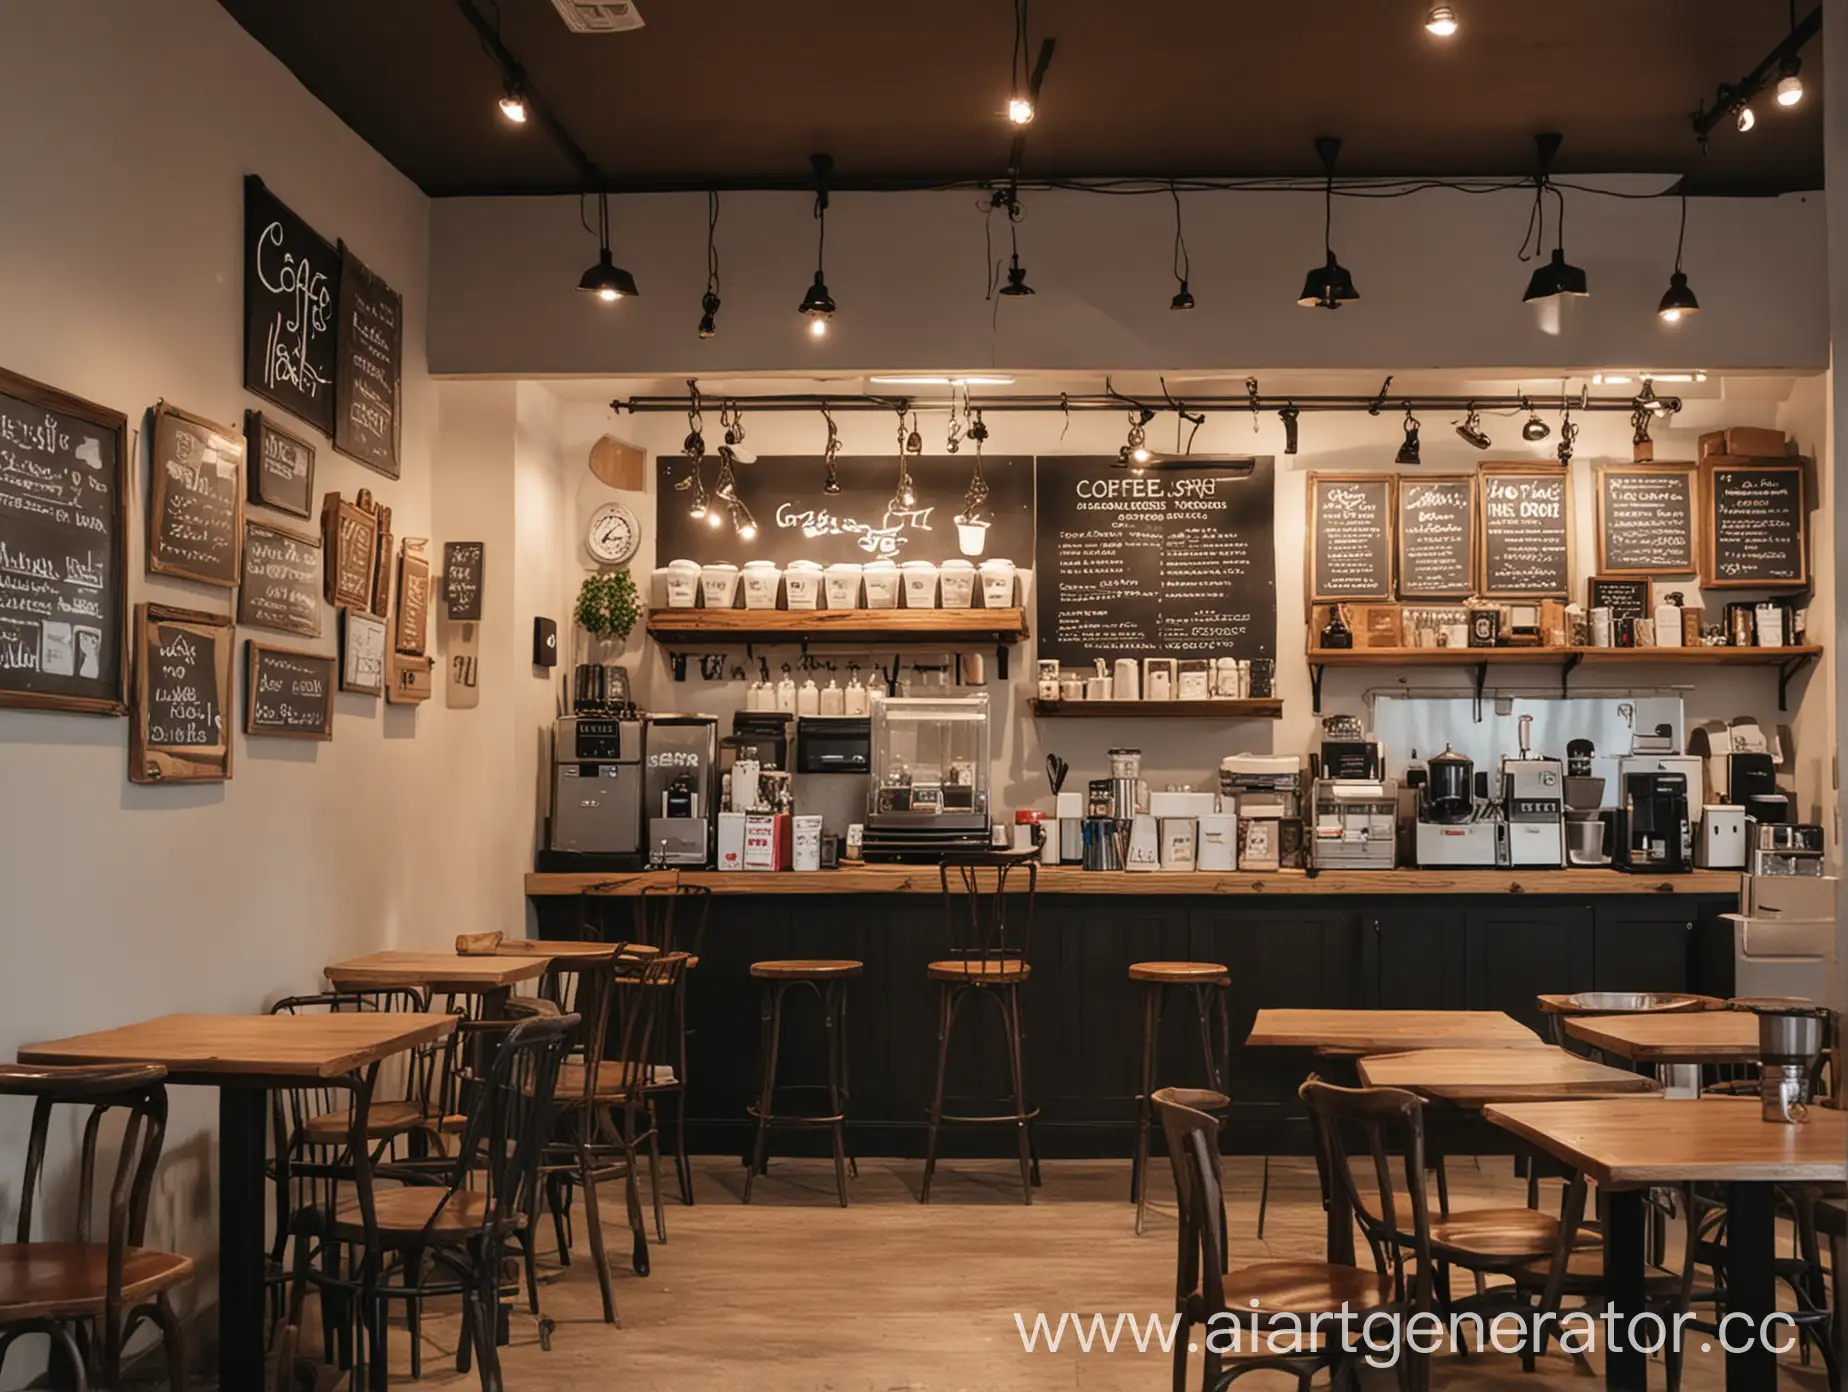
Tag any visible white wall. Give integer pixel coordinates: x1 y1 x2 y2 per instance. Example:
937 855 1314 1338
430 185 1828 377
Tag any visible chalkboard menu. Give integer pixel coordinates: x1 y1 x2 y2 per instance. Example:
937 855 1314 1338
1588 576 1650 620
1308 474 1393 601
333 244 403 478
654 455 1034 567
1478 466 1571 598
443 541 484 622
1703 462 1807 588
239 521 322 638
130 604 233 783
1596 464 1695 576
245 410 314 519
149 403 245 588
1034 456 1276 667
246 641 334 740
244 177 338 436
1396 475 1475 598
0 367 128 714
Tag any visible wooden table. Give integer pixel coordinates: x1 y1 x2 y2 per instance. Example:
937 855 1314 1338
1357 1046 1661 1106
1246 1009 1544 1054
1486 1097 1848 1391
20 1012 454 1391
325 950 549 1010
1563 1010 1759 1065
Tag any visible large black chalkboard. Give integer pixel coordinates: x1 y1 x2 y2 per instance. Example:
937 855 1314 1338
1308 474 1393 601
443 541 484 622
1034 457 1276 667
1396 475 1475 597
239 520 323 638
1703 462 1807 588
1478 467 1570 597
0 368 129 714
150 403 244 588
654 455 1033 566
246 641 334 739
333 244 402 478
244 176 338 437
1596 465 1694 575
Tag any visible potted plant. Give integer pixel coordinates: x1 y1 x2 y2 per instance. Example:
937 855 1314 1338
575 569 641 662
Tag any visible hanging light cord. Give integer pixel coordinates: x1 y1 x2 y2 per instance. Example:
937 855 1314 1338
1012 0 1029 104
1170 181 1190 288
813 186 828 276
1672 184 1688 274
705 189 721 298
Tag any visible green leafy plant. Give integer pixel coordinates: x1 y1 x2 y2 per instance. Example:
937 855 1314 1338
575 569 641 643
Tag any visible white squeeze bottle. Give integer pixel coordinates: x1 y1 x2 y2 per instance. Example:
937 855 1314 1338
775 670 798 714
797 678 821 716
820 678 845 715
845 671 869 715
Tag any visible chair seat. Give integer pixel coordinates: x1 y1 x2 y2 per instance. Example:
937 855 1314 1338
927 959 1030 982
556 1059 677 1101
334 1188 489 1243
750 959 861 980
1159 1087 1229 1114
300 1099 436 1144
0 1243 193 1320
1428 1207 1562 1262
1206 1260 1393 1318
1513 1248 1683 1292
1128 961 1229 984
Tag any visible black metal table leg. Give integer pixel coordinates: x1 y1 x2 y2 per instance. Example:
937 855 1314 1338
220 1085 270 1392
1602 1187 1647 1391
1726 1181 1778 1391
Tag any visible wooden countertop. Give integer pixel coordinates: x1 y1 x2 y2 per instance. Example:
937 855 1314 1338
526 865 1742 898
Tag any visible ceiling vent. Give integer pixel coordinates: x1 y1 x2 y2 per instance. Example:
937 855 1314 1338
549 0 644 33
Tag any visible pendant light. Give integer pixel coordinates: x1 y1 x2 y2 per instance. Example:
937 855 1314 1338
1455 404 1492 450
1776 6 1804 105
1657 186 1700 323
577 192 639 301
1424 5 1459 36
1169 182 1195 311
821 407 842 495
697 190 722 339
1520 398 1551 442
679 397 713 523
955 408 994 556
798 154 836 337
1395 409 1422 465
499 72 529 123
890 409 920 513
1521 134 1587 303
1298 138 1358 309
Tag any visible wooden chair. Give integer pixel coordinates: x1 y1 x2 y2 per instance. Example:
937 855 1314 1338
0 1063 192 1391
628 882 711 1207
1154 1087 1387 1392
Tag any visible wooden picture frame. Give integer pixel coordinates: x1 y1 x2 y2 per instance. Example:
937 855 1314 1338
149 401 246 588
0 366 130 715
395 539 430 656
130 603 234 784
244 410 316 519
1699 459 1809 589
238 519 323 639
320 489 378 609
1593 462 1696 577
1587 576 1651 621
1306 473 1395 603
245 640 335 740
339 609 387 696
1395 473 1477 599
1476 463 1573 599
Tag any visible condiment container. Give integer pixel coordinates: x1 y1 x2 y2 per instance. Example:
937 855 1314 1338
978 557 1016 608
784 560 823 610
1037 659 1061 700
823 562 863 609
1590 608 1612 647
1144 658 1177 701
1112 658 1141 701
1085 658 1112 701
819 679 844 715
844 674 869 715
1058 672 1086 702
1177 659 1211 700
792 815 824 872
938 559 976 608
1196 814 1238 870
1653 592 1683 648
797 678 820 716
775 673 797 713
1159 818 1198 871
861 560 900 609
1755 602 1785 647
699 562 740 609
741 561 782 610
663 558 702 608
901 560 940 609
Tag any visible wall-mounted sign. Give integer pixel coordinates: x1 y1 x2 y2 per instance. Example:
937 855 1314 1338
130 604 234 784
243 175 338 436
1307 473 1394 602
332 242 403 478
1395 475 1475 599
244 410 315 519
1595 463 1695 576
246 641 334 740
239 520 322 638
340 609 386 696
395 539 430 656
1477 464 1571 598
320 490 378 610
1701 460 1807 588
149 402 245 588
442 541 484 622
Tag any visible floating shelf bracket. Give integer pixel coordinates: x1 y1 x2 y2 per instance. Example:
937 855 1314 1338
1472 661 1488 723
1778 651 1816 711
1559 651 1582 699
1310 662 1325 714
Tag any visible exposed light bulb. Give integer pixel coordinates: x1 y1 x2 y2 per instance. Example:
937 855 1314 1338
1737 104 1756 133
597 286 619 303
808 316 828 338
1661 307 1682 324
1132 445 1152 464
1777 74 1804 106
736 514 758 541
705 509 723 528
499 78 528 123
1007 96 1035 125
1424 5 1458 37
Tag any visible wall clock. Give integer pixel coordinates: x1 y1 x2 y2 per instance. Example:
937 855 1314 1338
586 501 641 566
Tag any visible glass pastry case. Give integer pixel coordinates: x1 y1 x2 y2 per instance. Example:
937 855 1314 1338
862 692 993 860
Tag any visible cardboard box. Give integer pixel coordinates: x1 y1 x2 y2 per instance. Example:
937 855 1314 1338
1699 426 1786 460
743 813 792 871
716 812 747 871
1357 604 1404 649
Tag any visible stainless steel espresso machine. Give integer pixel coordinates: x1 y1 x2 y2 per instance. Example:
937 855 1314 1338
1500 715 1565 869
643 714 718 866
1309 716 1397 870
547 714 644 867
1413 745 1502 868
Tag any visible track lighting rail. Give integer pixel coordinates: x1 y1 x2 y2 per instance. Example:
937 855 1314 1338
614 390 1671 416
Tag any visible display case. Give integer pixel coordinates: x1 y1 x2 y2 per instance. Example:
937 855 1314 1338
862 692 993 860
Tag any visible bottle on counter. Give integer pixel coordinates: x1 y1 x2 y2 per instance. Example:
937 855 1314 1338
775 667 798 714
845 670 869 715
1319 605 1354 650
1654 591 1684 649
797 678 821 716
820 678 844 715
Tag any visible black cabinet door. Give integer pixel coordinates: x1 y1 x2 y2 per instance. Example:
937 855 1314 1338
1465 903 1595 1034
1593 902 1696 996
1375 905 1469 1010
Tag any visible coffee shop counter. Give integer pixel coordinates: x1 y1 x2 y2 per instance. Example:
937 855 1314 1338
526 862 1741 1159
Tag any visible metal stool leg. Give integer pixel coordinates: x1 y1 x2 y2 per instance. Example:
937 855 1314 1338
743 981 786 1203
1134 982 1161 1233
824 979 850 1207
1000 984 1033 1205
921 982 958 1204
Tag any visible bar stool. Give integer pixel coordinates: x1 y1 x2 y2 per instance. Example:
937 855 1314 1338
631 883 711 1207
922 849 1041 1205
1127 960 1230 1235
744 958 861 1207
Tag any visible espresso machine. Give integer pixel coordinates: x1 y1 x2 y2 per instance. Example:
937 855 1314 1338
546 714 644 867
1309 716 1396 870
1616 770 1693 873
643 715 718 866
1413 745 1502 868
1499 715 1565 868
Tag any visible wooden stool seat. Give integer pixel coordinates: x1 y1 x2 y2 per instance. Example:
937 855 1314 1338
1213 1259 1393 1318
335 1188 491 1245
0 1243 193 1321
1129 961 1230 984
555 1058 677 1102
300 1098 436 1144
750 959 862 980
927 958 1029 982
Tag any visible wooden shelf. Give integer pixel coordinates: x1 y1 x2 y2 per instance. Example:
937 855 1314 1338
1029 698 1282 720
646 607 1029 646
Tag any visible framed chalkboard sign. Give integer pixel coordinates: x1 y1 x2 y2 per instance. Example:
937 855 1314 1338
130 603 234 784
320 490 378 610
333 243 403 478
1588 576 1650 620
1702 461 1808 588
244 176 338 436
443 541 484 622
395 540 430 655
1307 473 1394 602
149 402 245 588
1396 474 1476 598
1477 464 1571 599
0 367 129 715
244 410 315 519
239 520 323 638
1595 464 1695 576
340 609 386 696
246 641 334 739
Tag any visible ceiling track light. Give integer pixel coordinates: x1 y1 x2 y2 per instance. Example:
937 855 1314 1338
1298 137 1358 309
1006 1 1055 126
1658 186 1700 323
499 70 529 123
889 407 921 511
1424 5 1459 37
821 406 843 494
1777 2 1805 106
577 191 639 302
1520 133 1587 303
992 187 1035 296
1520 398 1551 442
1396 408 1422 464
1117 408 1156 466
1691 5 1820 140
799 153 836 337
1455 404 1492 450
1169 182 1195 311
697 190 722 338
677 387 712 521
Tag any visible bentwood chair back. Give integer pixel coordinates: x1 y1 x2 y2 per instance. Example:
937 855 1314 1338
631 883 710 1206
1299 1079 1437 1306
0 1062 192 1391
936 848 1039 974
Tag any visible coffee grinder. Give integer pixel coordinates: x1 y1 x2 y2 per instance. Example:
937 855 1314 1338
1738 998 1829 1122
1500 714 1565 868
1413 745 1502 869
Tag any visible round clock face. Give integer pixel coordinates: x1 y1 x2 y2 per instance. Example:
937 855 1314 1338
586 502 640 565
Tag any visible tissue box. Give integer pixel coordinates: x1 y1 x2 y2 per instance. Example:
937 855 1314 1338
1055 790 1084 820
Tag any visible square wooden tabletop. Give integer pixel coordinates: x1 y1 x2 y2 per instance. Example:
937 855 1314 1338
1246 1009 1544 1053
1357 1046 1662 1107
1484 1096 1848 1188
19 1012 455 1085
325 950 550 992
483 939 621 960
1563 1010 1759 1064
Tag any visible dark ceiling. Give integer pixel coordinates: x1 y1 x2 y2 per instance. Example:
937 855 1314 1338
220 0 1823 196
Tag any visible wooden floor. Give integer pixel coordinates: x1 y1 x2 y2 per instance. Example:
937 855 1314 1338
290 1156 1830 1391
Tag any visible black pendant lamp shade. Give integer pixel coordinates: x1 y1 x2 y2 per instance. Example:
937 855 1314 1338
1522 247 1587 303
578 193 638 301
1520 134 1586 304
798 271 836 319
1299 137 1357 309
1658 271 1700 321
1170 279 1195 311
998 254 1035 296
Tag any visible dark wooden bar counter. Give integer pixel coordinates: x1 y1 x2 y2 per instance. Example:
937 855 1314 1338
528 866 1742 1159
